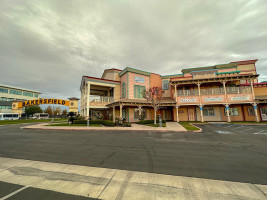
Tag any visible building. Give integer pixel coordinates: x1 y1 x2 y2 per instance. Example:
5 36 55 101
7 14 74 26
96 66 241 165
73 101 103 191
0 84 41 113
80 59 267 122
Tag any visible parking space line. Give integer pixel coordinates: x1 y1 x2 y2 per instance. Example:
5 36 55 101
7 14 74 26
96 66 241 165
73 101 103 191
232 126 245 130
253 130 265 134
225 124 236 128
0 186 29 200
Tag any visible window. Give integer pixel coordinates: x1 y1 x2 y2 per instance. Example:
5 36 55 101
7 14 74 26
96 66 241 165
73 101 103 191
248 107 255 116
9 90 22 95
203 108 215 116
122 82 126 98
134 85 146 98
0 88 8 93
0 97 7 101
225 107 239 116
162 80 169 90
23 92 33 97
34 93 38 98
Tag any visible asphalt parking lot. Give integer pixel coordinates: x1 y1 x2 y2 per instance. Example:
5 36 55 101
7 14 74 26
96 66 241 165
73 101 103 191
0 123 266 199
197 122 267 135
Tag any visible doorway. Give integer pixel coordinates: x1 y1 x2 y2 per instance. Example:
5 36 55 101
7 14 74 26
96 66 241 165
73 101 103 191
188 108 195 121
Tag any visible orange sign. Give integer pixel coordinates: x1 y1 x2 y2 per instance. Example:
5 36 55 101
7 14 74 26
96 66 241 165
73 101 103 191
18 99 70 108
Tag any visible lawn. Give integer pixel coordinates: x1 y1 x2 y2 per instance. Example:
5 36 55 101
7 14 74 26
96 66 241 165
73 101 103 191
47 123 102 127
179 122 200 131
0 119 65 125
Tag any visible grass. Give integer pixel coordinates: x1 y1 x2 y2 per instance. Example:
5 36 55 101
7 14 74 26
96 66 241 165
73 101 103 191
179 122 200 131
145 123 166 127
0 118 65 125
47 123 102 127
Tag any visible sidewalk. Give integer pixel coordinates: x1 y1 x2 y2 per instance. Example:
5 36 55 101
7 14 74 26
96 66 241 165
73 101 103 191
0 157 266 200
21 122 187 132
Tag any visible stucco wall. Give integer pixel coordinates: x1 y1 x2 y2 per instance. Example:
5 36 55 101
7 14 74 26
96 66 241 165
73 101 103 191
120 74 128 99
128 72 149 99
254 86 267 96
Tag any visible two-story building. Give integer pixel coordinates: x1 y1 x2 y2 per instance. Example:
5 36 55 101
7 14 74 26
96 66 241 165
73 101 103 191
80 59 267 122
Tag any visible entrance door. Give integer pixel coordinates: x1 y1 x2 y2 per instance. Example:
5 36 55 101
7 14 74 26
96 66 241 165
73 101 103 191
188 109 195 121
260 107 267 121
165 110 173 121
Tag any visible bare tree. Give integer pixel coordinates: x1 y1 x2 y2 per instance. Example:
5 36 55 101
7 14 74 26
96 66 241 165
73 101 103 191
53 106 62 115
143 87 165 124
62 109 68 116
44 106 52 116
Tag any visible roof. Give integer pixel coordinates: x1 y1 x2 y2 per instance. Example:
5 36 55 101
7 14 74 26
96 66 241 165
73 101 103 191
0 84 41 93
83 76 120 83
101 68 122 79
119 67 152 77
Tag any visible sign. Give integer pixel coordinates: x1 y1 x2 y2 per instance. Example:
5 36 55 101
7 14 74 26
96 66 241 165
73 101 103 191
180 98 197 103
18 98 70 108
230 95 250 101
204 97 223 102
135 76 145 83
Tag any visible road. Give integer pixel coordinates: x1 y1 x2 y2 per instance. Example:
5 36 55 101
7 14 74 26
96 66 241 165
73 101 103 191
0 123 266 199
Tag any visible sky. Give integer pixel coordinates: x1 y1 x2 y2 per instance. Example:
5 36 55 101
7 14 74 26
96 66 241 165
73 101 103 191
1 0 267 101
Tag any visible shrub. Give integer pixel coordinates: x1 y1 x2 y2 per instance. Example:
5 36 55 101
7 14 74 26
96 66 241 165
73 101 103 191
73 120 115 126
121 123 131 127
137 120 166 124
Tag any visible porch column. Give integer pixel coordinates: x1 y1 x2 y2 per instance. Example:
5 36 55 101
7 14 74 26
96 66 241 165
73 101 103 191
253 103 259 122
175 105 180 122
153 106 157 124
199 105 204 122
120 104 123 119
250 78 255 100
174 84 178 102
222 81 227 102
138 106 142 119
113 106 116 122
86 83 90 119
225 104 231 122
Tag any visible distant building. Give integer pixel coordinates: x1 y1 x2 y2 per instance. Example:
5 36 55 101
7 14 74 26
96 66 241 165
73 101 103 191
80 59 267 122
0 84 41 113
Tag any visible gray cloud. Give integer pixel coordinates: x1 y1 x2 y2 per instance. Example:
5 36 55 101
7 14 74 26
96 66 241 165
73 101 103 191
0 0 267 100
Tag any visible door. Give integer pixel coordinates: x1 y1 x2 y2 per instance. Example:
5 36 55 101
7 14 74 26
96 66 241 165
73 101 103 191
165 110 173 121
188 108 195 121
260 107 267 121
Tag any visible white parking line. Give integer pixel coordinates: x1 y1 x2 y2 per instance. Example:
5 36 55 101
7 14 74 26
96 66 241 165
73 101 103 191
0 186 29 200
253 130 265 134
232 126 245 130
225 124 236 128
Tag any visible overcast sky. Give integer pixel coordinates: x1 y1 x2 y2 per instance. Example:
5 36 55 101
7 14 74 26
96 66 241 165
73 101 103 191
1 0 267 100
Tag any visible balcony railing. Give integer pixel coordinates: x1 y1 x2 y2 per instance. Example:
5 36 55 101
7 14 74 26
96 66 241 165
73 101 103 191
177 86 252 96
89 96 114 106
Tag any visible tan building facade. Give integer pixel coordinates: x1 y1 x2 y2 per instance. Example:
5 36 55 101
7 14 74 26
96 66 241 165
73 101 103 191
80 59 267 122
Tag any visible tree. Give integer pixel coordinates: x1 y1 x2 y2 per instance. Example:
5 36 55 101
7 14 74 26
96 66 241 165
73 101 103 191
53 106 62 115
62 109 67 116
143 87 165 124
25 105 43 117
44 106 52 116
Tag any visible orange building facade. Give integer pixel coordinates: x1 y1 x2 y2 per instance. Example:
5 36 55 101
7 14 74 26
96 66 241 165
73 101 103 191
80 59 267 122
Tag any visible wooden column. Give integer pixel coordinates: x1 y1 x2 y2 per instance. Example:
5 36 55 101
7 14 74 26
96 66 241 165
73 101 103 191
138 106 142 118
253 103 259 122
199 105 204 122
176 105 179 122
120 104 123 119
224 104 231 122
86 83 90 119
113 106 116 122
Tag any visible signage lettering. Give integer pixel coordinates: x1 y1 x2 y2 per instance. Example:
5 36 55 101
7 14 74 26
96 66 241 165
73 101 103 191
204 97 223 102
230 95 250 101
18 99 70 108
180 98 197 103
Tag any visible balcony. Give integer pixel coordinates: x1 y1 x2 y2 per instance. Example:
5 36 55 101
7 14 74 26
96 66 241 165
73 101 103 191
89 96 114 107
177 86 253 105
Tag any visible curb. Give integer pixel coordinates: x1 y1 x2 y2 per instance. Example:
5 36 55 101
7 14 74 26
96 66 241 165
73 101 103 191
21 126 187 133
189 123 203 133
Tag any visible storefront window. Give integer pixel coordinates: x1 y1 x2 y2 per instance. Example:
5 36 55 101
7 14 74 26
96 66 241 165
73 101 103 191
203 108 215 116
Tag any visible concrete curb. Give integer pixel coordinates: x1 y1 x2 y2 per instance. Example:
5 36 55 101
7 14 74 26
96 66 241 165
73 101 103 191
189 123 203 133
21 123 187 133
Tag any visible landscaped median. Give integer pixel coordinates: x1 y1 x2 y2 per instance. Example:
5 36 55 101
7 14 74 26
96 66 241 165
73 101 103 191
179 122 202 132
